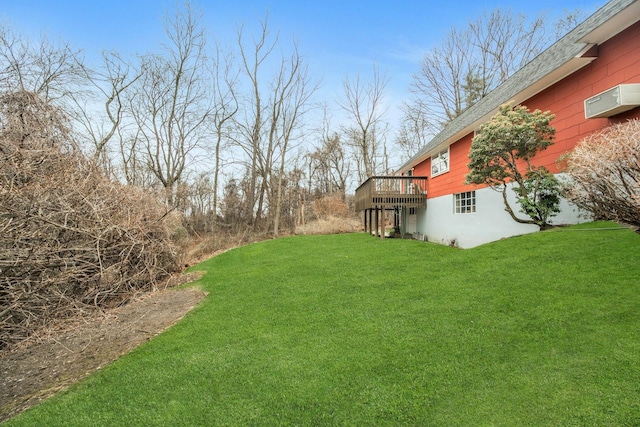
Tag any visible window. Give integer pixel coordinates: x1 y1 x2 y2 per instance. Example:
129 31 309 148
431 148 449 177
409 207 416 215
454 191 476 214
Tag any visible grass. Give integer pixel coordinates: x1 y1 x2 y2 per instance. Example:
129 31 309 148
5 221 640 426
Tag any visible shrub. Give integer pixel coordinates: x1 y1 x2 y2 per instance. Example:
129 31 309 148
312 194 349 219
466 104 560 229
562 119 640 228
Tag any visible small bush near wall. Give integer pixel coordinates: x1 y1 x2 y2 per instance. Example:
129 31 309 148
562 119 640 229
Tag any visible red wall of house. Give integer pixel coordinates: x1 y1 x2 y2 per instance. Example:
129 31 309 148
422 21 640 200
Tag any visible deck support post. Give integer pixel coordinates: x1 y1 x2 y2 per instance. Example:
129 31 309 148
394 208 399 231
374 208 379 237
369 209 373 235
363 210 368 234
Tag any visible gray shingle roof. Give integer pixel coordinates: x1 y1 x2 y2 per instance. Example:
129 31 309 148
399 0 639 173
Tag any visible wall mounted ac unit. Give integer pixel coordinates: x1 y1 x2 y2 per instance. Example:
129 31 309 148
584 83 640 119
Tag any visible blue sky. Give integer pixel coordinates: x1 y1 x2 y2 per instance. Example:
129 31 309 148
1 0 605 127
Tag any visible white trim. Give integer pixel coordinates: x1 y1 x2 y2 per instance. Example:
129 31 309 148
431 148 450 177
453 191 477 214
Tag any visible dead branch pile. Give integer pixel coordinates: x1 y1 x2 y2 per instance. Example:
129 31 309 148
563 119 640 228
0 91 183 349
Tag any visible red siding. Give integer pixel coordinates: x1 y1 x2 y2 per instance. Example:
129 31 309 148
425 133 480 199
420 21 640 199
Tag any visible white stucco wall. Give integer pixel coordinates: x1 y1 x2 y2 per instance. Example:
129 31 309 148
406 211 417 233
416 180 589 248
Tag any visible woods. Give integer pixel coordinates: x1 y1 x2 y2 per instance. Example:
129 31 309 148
0 5 357 242
0 3 584 239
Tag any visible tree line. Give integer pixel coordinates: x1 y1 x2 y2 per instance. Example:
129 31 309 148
0 3 582 239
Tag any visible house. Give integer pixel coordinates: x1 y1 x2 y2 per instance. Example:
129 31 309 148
355 0 640 248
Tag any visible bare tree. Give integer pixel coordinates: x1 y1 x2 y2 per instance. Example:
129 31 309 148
468 10 546 90
339 65 389 182
0 23 146 180
409 9 549 130
235 16 278 227
271 44 316 237
234 14 317 235
79 52 141 170
185 171 216 233
129 1 212 207
308 107 351 198
117 127 155 188
410 27 470 127
208 44 239 232
0 23 86 104
554 9 585 39
396 102 435 162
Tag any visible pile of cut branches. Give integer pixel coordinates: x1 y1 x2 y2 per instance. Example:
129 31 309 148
0 91 183 349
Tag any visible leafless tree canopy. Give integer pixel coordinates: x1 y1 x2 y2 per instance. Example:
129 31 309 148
128 3 212 208
231 16 318 235
410 9 548 128
399 8 568 152
339 66 390 182
563 119 640 228
0 23 86 103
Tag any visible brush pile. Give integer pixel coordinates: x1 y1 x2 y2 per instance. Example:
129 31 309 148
0 91 183 350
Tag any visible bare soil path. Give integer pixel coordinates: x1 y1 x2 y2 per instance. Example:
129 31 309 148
0 272 207 422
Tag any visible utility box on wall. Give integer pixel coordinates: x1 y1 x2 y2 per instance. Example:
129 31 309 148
584 83 640 119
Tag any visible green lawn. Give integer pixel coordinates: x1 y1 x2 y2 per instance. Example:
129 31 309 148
5 222 640 426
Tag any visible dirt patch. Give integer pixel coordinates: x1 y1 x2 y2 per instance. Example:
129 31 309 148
0 272 208 422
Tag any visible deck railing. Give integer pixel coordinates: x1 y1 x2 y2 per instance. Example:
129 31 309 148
355 176 428 211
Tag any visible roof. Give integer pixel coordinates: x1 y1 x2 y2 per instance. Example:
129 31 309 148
398 0 640 174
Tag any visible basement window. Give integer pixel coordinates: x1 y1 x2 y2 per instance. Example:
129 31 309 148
454 191 476 214
431 148 449 177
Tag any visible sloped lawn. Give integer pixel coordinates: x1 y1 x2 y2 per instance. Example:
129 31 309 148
6 222 640 426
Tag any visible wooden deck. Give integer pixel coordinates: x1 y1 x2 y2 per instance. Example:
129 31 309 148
355 176 428 239
355 176 428 211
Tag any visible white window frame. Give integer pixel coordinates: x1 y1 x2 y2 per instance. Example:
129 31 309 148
431 148 449 177
454 191 476 214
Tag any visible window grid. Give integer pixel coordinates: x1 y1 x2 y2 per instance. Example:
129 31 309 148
454 191 476 214
431 149 449 177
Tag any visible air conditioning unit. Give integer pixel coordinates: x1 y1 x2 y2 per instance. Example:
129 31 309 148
584 83 640 119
